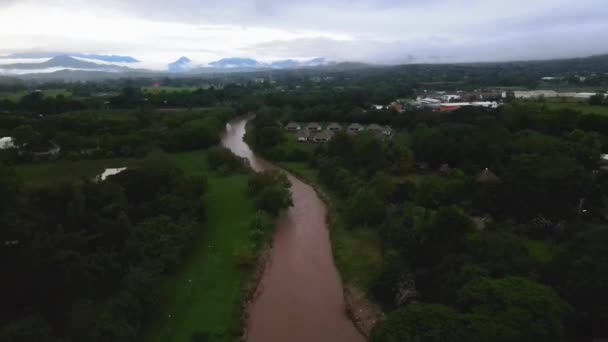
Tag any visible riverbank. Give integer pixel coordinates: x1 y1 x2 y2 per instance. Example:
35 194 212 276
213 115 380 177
146 151 258 341
228 117 365 342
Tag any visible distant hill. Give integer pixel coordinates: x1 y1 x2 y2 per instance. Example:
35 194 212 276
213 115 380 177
168 57 193 73
270 58 326 69
206 57 327 70
3 52 140 63
0 56 131 72
209 58 263 69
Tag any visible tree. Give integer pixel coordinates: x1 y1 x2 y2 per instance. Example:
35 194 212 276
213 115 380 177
458 277 569 341
11 125 41 149
0 315 52 342
418 206 474 263
566 129 601 170
589 93 605 106
347 188 385 226
544 227 608 339
248 171 292 216
505 90 516 103
371 303 465 342
467 231 535 277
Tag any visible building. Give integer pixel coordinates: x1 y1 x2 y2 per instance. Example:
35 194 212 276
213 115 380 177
306 122 322 131
541 77 562 81
297 130 310 142
503 90 605 100
439 101 499 112
0 137 15 149
327 123 342 132
312 130 334 143
419 97 441 104
477 168 499 184
96 167 127 182
388 102 405 112
504 90 558 99
439 163 452 174
575 92 600 99
368 123 389 134
285 122 301 131
348 123 365 133
441 95 461 102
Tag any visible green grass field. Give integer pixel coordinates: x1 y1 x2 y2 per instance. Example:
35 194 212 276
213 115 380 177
0 89 72 101
142 86 202 93
14 157 141 188
15 150 257 341
147 151 256 342
524 238 560 264
545 102 608 116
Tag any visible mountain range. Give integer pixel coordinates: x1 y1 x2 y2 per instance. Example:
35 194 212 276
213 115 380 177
2 53 140 63
167 57 328 73
0 56 133 72
0 54 329 76
167 57 193 73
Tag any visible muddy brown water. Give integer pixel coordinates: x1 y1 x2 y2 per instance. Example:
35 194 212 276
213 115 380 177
221 118 366 342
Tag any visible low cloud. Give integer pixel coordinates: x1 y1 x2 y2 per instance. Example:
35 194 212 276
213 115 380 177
0 0 606 67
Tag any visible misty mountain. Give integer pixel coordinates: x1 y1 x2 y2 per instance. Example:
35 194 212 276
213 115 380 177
3 52 140 63
207 57 327 70
168 57 193 73
0 56 131 72
209 58 263 69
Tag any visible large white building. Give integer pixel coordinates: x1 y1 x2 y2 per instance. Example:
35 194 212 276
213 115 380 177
0 137 15 149
502 90 606 100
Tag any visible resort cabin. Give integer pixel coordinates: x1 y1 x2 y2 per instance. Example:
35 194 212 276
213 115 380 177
368 123 392 135
297 130 310 142
348 123 364 133
327 123 342 132
306 122 322 131
312 131 334 143
285 122 301 131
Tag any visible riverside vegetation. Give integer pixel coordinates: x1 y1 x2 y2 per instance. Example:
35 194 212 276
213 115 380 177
0 87 292 341
2 61 608 341
248 100 608 341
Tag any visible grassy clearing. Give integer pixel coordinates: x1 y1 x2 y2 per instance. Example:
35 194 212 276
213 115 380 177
142 86 201 93
279 161 319 182
545 102 608 116
14 157 140 187
14 150 258 341
331 226 383 290
0 89 72 101
524 238 560 264
148 151 256 342
279 161 383 292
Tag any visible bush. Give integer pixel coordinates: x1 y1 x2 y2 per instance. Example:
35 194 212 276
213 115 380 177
207 146 248 174
233 246 255 268
248 171 293 216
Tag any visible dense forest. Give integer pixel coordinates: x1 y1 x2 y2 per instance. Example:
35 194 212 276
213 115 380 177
248 98 608 341
1 55 608 341
0 87 294 340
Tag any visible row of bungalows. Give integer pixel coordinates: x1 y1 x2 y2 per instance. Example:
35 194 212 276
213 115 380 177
296 130 335 143
286 122 392 143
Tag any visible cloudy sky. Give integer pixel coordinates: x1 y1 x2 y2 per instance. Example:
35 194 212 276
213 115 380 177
0 0 607 69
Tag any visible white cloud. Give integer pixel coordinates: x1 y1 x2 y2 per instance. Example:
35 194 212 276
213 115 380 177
0 0 606 68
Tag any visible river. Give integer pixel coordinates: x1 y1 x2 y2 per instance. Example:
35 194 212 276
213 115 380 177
221 117 366 342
